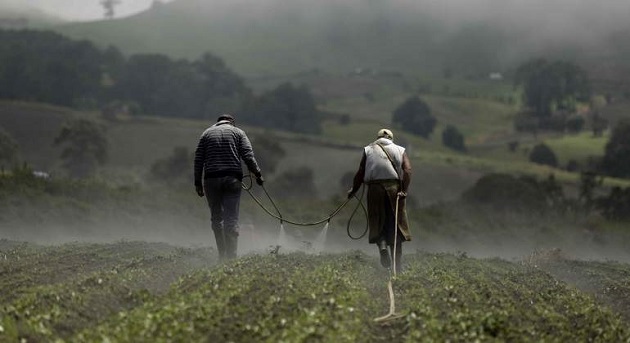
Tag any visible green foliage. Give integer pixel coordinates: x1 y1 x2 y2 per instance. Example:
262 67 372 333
0 242 214 341
462 173 564 212
566 115 585 133
0 30 251 121
392 96 436 138
244 83 322 134
441 125 466 152
115 53 249 118
597 186 630 221
515 59 591 118
2 245 629 342
529 143 558 168
602 120 630 178
54 119 108 178
0 127 19 167
0 30 104 107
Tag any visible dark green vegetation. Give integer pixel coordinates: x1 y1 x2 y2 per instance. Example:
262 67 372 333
1 242 629 342
392 96 436 138
515 59 591 119
2 6 630 340
0 30 320 133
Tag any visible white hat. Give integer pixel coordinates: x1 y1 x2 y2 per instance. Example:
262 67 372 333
377 128 394 140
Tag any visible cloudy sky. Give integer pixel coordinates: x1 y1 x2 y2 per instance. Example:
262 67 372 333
1 0 174 20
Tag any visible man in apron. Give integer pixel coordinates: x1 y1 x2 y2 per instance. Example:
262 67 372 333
348 129 412 273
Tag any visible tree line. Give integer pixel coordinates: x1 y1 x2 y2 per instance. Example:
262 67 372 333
0 29 321 134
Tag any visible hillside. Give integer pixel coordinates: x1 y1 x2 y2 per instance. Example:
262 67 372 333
54 0 630 78
0 4 64 28
0 242 629 342
0 98 607 207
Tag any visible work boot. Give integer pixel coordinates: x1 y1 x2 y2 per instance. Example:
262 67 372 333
213 229 226 261
378 240 391 269
225 232 239 260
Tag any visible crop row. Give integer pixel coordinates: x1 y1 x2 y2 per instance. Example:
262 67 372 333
0 242 216 342
1 242 629 342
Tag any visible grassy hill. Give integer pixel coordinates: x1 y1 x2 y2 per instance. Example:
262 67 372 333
0 241 629 342
54 0 630 79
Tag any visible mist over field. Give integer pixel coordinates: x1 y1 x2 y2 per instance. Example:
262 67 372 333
2 1 630 340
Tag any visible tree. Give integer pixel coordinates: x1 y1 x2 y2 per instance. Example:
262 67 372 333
195 53 251 118
54 120 108 178
529 143 558 168
441 125 466 152
101 0 121 19
0 30 103 107
462 173 564 212
566 115 585 134
515 59 591 119
244 83 321 134
392 96 436 138
0 127 19 168
601 120 630 178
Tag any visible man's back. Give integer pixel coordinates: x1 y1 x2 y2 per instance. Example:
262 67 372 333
194 120 260 185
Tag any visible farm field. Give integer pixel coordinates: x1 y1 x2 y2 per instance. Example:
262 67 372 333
5 100 630 207
1 241 629 342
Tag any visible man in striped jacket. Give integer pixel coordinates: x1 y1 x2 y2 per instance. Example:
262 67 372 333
194 114 264 260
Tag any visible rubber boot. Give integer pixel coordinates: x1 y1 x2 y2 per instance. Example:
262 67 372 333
378 239 391 268
213 229 226 261
225 232 238 260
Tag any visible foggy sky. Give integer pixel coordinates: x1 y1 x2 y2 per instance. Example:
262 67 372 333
1 0 629 32
0 0 174 20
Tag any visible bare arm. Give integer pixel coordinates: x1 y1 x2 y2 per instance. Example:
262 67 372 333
401 152 412 194
348 152 366 197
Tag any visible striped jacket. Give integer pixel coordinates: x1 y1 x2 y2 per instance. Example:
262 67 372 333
194 120 261 186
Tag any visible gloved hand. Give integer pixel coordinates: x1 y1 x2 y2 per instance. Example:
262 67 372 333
196 185 204 197
255 175 265 186
397 191 407 198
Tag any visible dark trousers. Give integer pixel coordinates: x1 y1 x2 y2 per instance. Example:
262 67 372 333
204 176 242 259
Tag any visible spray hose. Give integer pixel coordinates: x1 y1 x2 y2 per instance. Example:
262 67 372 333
241 174 369 239
373 193 403 322
242 174 404 323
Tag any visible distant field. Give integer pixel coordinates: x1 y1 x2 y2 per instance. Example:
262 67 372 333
2 98 629 203
0 241 629 342
543 132 609 166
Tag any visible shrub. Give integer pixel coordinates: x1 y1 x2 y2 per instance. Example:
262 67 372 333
566 116 585 133
53 119 108 178
0 127 19 167
392 96 436 138
529 144 558 168
441 125 466 152
462 173 563 212
601 120 630 178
